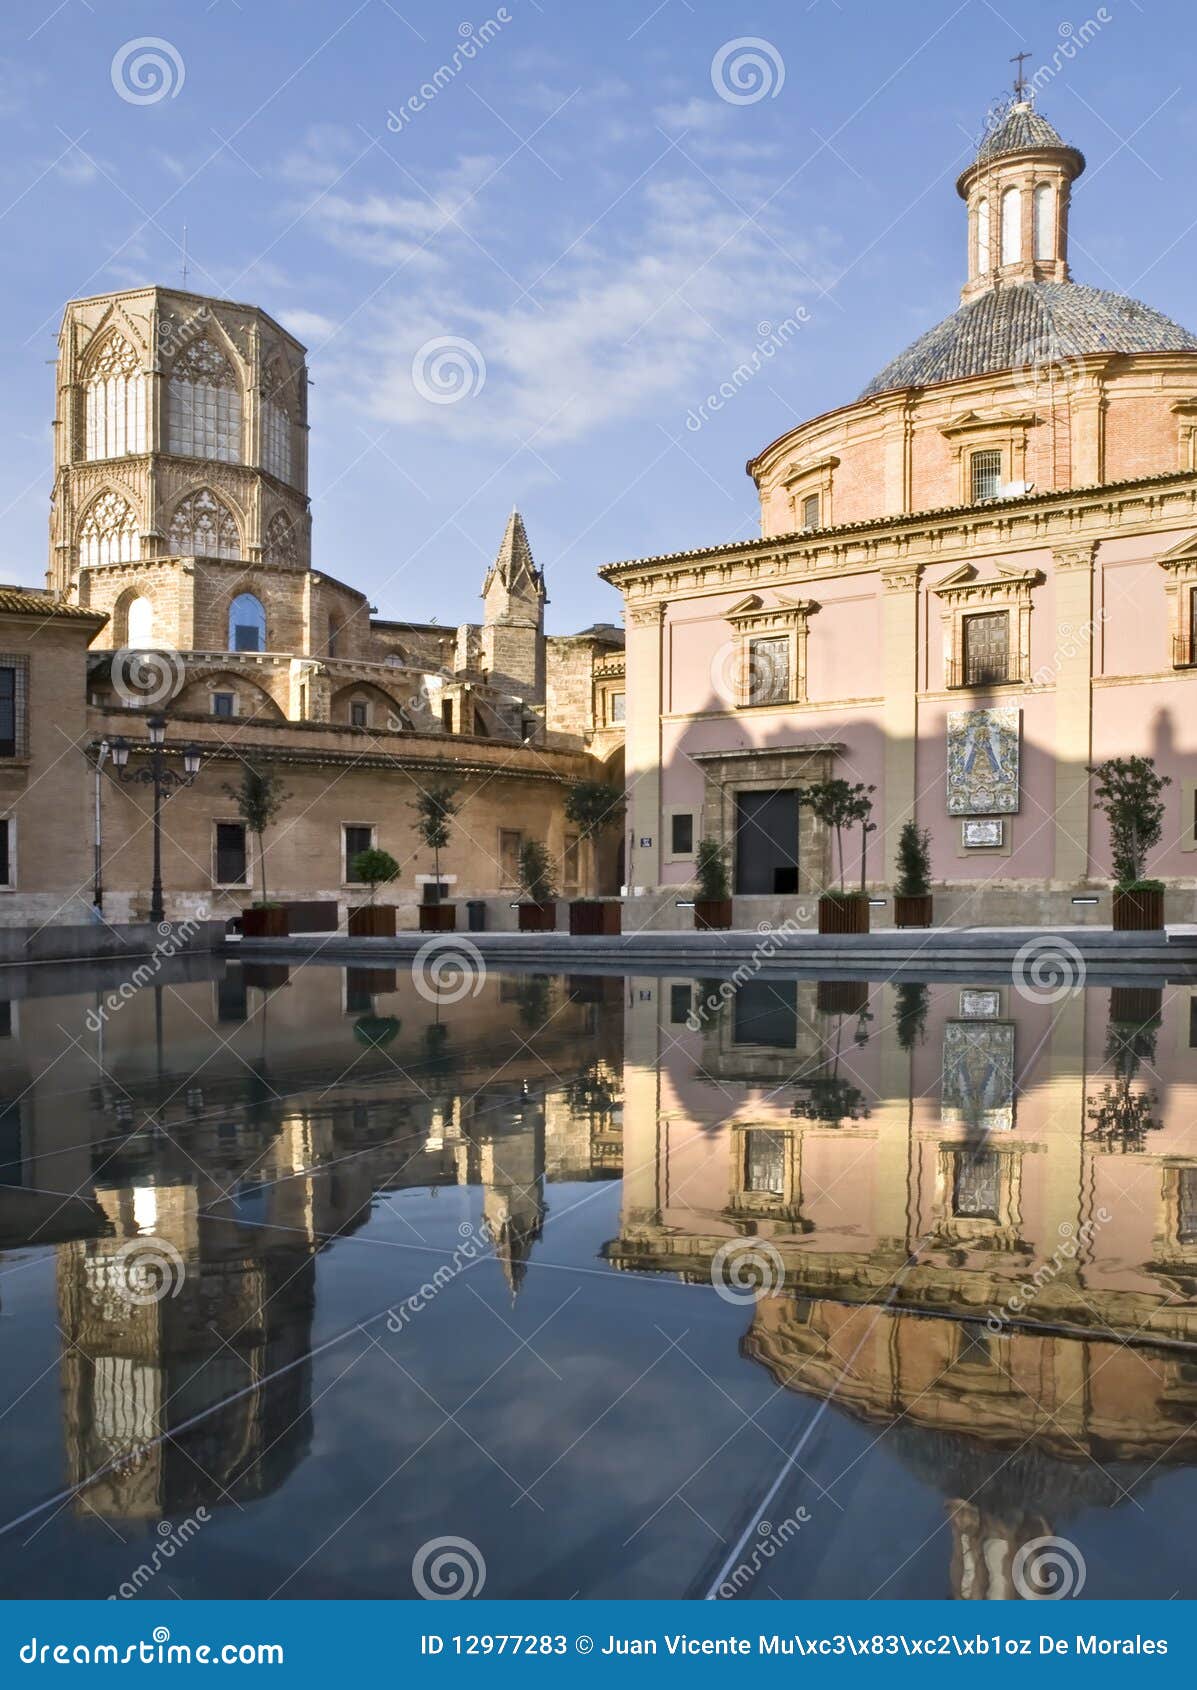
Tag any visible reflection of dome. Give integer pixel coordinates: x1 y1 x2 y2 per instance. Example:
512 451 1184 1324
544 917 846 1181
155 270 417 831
888 1422 1138 1519
861 282 1197 399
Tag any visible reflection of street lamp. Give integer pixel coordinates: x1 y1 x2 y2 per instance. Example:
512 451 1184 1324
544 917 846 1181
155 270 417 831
109 715 203 925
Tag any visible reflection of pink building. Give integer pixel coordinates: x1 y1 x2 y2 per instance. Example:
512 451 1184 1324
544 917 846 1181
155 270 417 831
602 98 1197 925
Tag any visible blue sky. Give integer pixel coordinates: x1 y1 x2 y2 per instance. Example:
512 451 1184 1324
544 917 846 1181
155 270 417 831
1 0 1193 632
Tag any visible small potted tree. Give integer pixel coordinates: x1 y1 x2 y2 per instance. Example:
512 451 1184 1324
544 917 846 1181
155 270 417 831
563 778 626 935
348 846 400 937
693 837 732 930
224 763 291 938
808 778 874 935
410 759 462 932
516 839 557 931
1089 756 1171 930
893 820 933 929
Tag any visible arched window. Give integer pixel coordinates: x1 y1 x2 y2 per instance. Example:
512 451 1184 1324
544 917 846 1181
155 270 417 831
168 489 240 559
1000 187 1021 266
84 333 146 460
228 593 266 653
261 362 292 483
168 336 242 462
976 197 990 274
1033 183 1054 261
263 510 297 568
126 595 153 647
79 491 140 569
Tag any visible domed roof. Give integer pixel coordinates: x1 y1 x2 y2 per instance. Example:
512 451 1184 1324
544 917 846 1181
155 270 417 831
860 281 1197 399
975 102 1069 164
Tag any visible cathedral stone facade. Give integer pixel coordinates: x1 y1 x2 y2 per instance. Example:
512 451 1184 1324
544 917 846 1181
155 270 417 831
0 288 624 927
602 99 1197 926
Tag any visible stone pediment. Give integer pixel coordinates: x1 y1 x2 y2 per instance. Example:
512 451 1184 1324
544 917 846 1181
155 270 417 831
933 560 1042 603
938 409 1037 440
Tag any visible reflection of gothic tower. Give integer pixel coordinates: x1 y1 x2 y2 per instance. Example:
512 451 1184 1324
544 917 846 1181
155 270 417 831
473 1089 547 1298
56 1183 314 1519
481 510 546 705
49 286 311 606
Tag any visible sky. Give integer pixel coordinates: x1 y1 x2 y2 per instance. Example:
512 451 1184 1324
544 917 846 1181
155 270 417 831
1 0 1194 634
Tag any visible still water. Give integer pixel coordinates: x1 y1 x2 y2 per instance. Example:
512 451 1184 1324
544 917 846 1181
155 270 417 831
0 956 1194 1600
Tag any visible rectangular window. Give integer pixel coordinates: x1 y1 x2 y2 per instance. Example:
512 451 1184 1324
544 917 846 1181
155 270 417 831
350 701 368 728
801 493 820 530
733 980 798 1048
212 692 234 718
952 1148 1001 1220
1180 1167 1197 1246
609 692 626 724
343 824 373 881
214 822 248 886
563 832 579 891
744 1129 786 1196
442 699 454 732
0 819 12 889
670 812 694 856
747 636 790 706
499 828 523 888
669 982 693 1025
1190 995 1197 1049
963 610 1011 686
0 1001 11 1038
970 448 1002 502
216 972 248 1023
0 663 25 758
0 1100 21 1188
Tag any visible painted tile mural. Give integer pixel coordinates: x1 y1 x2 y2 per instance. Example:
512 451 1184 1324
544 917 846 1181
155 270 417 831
942 1020 1016 1133
946 706 1020 815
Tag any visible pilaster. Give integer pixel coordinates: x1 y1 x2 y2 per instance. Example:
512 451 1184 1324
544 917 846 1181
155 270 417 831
625 599 664 890
1051 543 1096 883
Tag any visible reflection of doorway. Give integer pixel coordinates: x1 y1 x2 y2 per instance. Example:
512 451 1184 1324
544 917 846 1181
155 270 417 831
734 790 799 894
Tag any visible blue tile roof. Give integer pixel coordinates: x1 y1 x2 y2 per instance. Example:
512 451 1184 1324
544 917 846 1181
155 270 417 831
976 106 1068 163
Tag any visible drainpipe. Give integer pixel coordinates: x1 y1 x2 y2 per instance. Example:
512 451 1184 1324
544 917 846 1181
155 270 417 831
93 741 109 915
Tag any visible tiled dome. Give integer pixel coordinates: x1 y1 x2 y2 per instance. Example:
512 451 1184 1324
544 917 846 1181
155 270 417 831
976 104 1069 164
860 281 1197 399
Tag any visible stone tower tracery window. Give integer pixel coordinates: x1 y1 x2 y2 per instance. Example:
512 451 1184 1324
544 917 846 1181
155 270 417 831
168 336 242 462
1000 187 1021 266
261 362 293 484
1033 183 1054 261
84 333 147 461
264 509 297 568
79 491 140 569
168 489 240 559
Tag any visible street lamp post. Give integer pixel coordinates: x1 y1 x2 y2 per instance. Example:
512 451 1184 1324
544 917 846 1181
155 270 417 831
109 715 203 925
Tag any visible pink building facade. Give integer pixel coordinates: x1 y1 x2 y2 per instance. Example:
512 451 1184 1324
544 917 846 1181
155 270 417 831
602 99 1197 926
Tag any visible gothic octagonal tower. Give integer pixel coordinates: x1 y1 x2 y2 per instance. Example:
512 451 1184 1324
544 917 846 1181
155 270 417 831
49 287 311 648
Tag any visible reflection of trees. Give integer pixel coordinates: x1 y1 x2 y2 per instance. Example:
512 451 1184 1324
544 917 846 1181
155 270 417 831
792 986 871 1126
1087 989 1162 1152
564 1063 619 1134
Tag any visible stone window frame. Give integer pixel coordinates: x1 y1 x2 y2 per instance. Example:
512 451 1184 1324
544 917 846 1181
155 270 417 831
932 564 1040 691
939 411 1035 506
210 690 237 719
663 804 697 865
933 1142 1024 1249
728 1121 803 1219
0 656 30 760
342 821 376 886
724 594 819 710
212 819 250 889
1158 534 1197 668
498 826 523 890
779 454 838 532
0 814 16 890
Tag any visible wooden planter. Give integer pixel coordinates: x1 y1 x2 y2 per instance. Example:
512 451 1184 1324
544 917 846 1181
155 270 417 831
348 904 397 937
568 900 621 936
419 903 456 933
816 979 869 1017
241 962 290 990
1108 985 1163 1026
893 893 933 929
518 901 557 932
694 898 733 930
1113 887 1165 931
817 894 870 936
241 906 290 939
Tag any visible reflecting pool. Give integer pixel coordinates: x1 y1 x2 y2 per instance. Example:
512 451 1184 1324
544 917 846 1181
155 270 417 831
0 957 1195 1600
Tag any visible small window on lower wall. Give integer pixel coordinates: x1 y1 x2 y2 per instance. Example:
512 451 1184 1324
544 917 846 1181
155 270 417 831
0 818 13 889
670 812 694 856
563 831 579 891
212 692 235 718
350 700 368 728
499 828 523 888
669 982 693 1024
343 824 374 881
214 822 248 886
